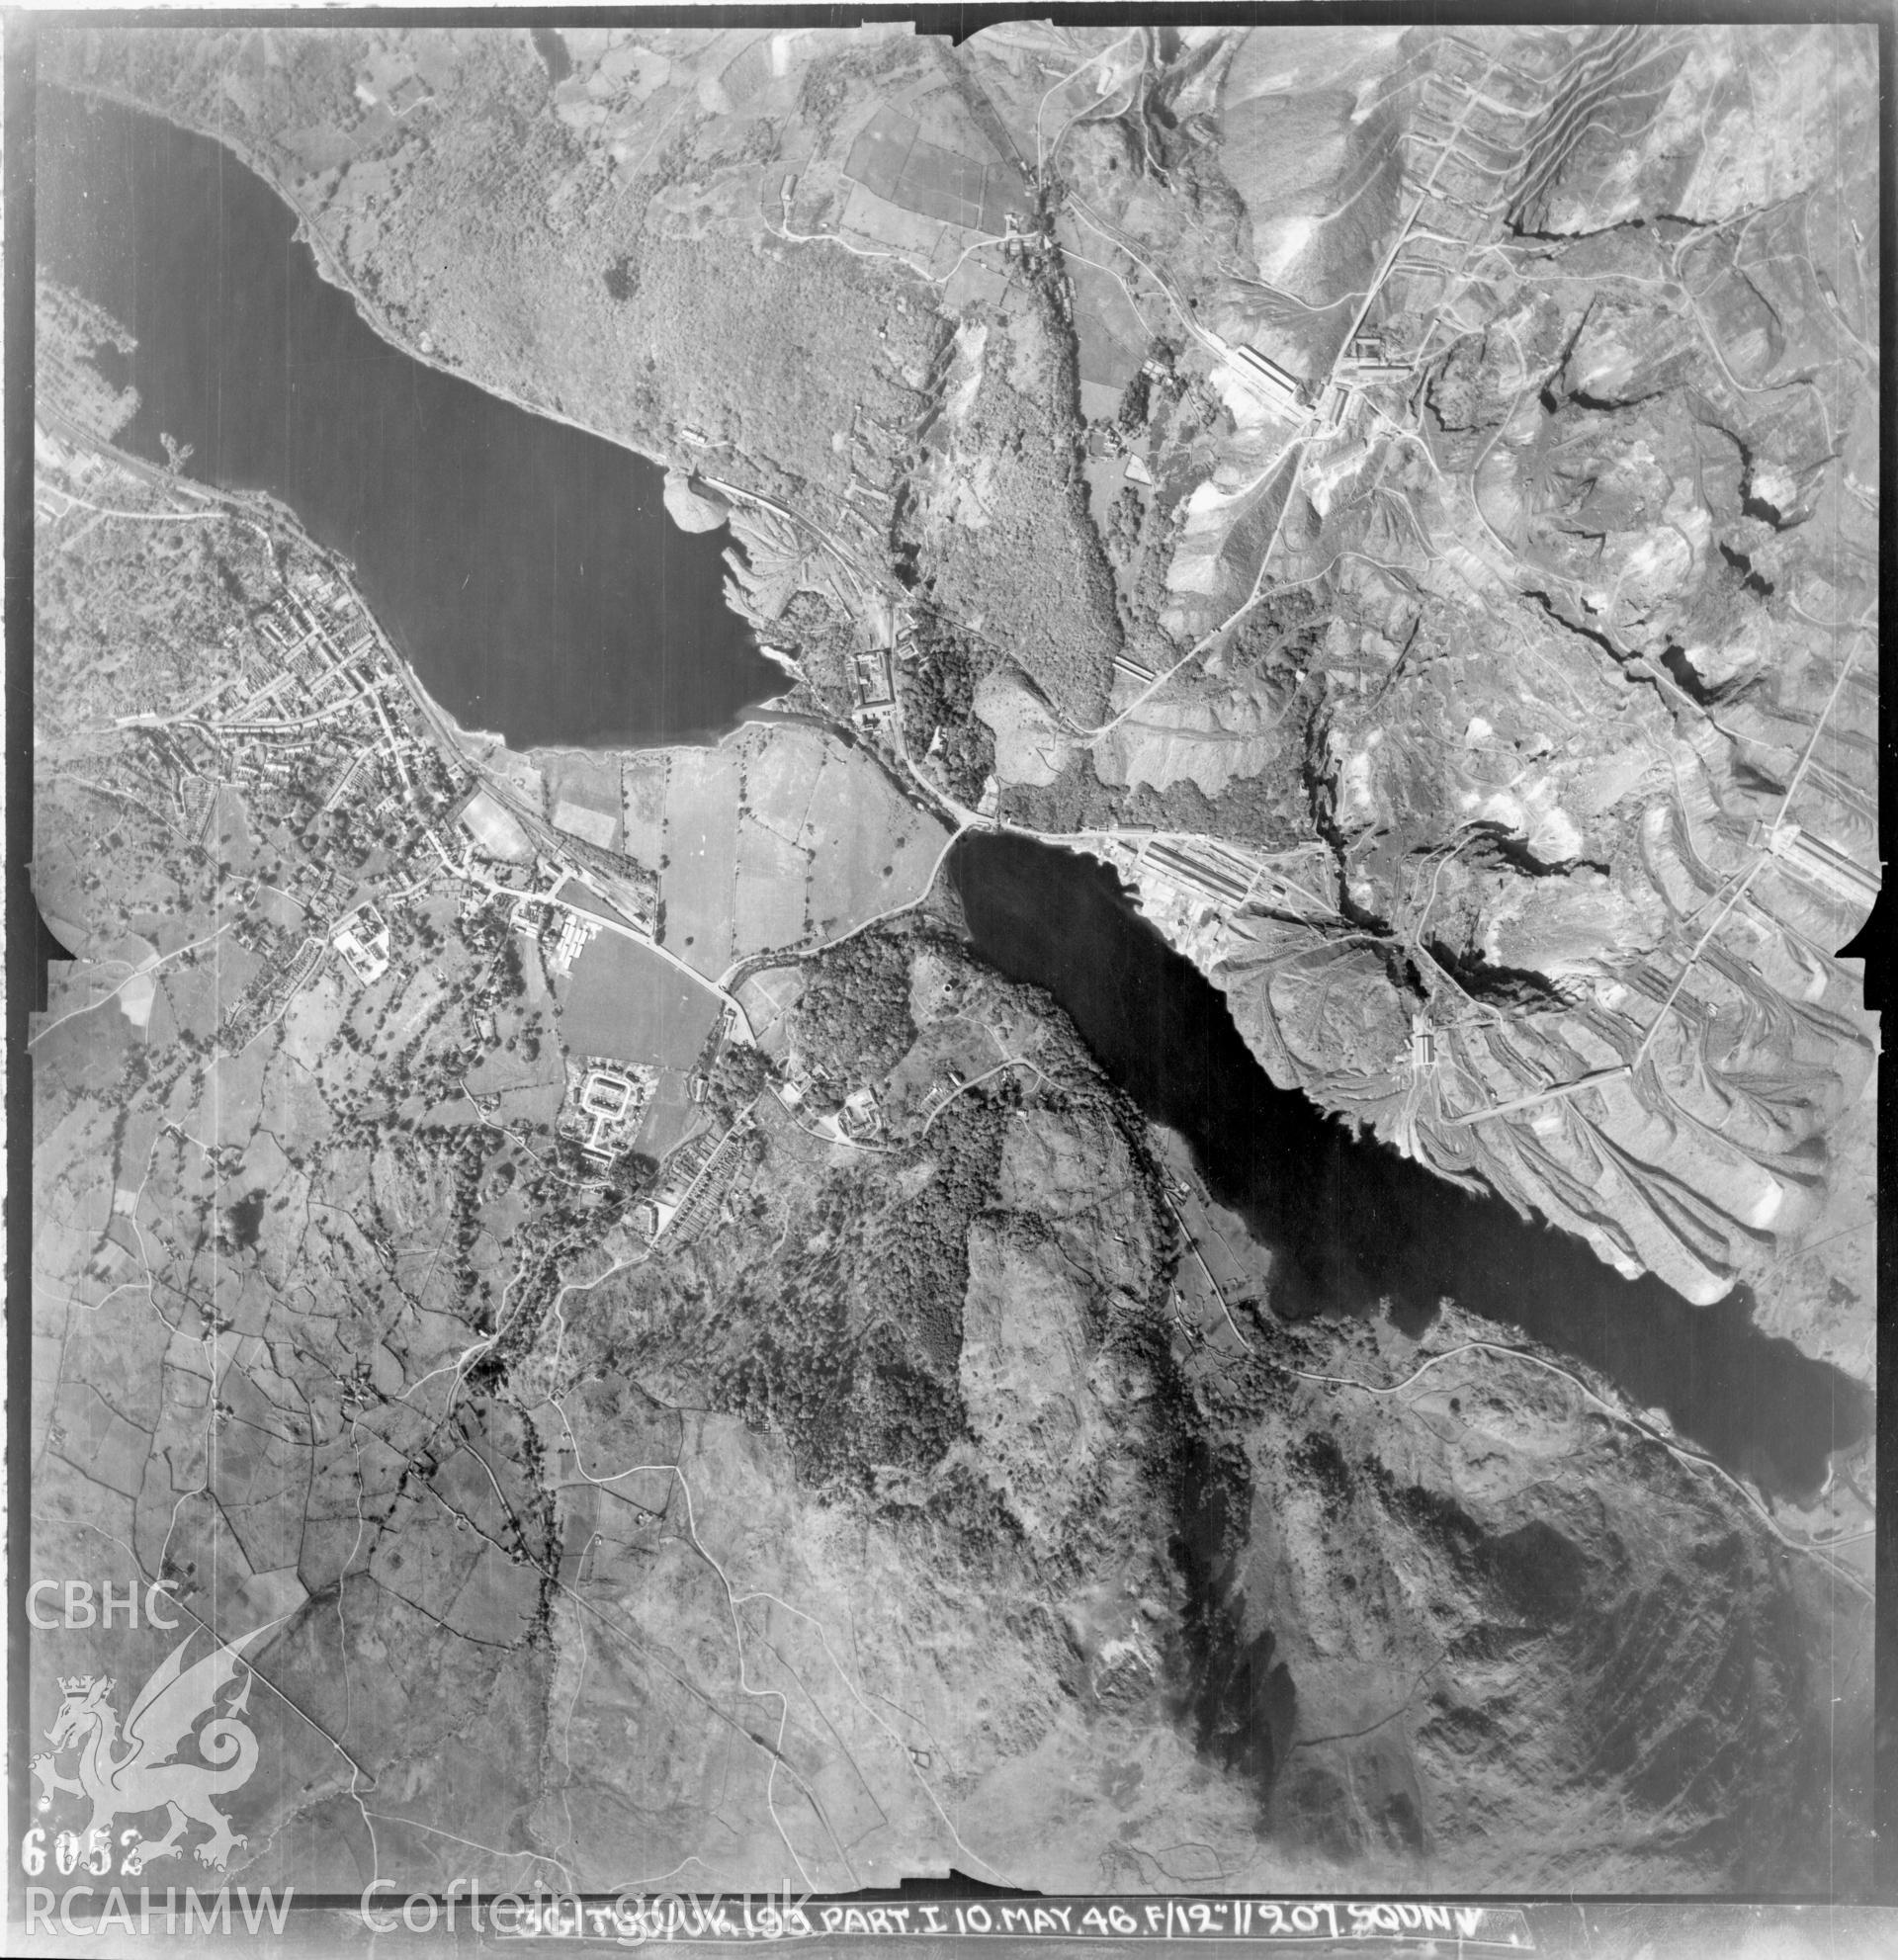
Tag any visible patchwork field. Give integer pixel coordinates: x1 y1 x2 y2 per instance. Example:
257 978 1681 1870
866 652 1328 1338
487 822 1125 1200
733 967 805 1058
844 101 1029 235
653 724 951 977
802 745 937 937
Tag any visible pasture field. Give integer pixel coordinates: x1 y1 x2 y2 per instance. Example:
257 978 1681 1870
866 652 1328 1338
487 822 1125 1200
465 1025 564 1096
542 749 622 817
840 182 944 261
737 724 825 833
843 101 1028 236
544 750 624 851
804 747 943 937
637 724 950 973
634 1072 700 1159
1067 259 1146 391
621 752 668 868
734 814 809 955
265 1040 336 1144
658 746 742 976
560 930 722 1070
492 1080 564 1132
203 1045 271 1149
284 972 350 1068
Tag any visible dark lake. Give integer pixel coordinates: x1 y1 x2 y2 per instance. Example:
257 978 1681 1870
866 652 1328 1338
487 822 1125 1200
35 85 780 750
950 831 1869 1499
531 28 574 87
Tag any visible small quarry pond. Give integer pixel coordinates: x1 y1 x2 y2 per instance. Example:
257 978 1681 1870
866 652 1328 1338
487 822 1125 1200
950 831 1868 1499
37 86 779 748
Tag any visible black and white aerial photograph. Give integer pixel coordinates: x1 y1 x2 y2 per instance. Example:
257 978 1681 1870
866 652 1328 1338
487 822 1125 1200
11 10 1887 1956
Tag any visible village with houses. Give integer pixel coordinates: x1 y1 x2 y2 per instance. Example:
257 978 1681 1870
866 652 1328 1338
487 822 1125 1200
32 390 1012 1305
28 387 1099 1833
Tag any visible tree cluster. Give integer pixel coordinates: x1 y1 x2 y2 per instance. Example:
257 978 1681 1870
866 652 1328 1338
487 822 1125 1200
789 931 916 1085
898 621 995 806
726 1095 1005 1500
777 591 861 721
1002 742 1313 851
903 298 1120 725
704 1042 774 1130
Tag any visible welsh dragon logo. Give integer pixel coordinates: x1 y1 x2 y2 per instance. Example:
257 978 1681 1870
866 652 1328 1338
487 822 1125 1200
31 1624 269 1874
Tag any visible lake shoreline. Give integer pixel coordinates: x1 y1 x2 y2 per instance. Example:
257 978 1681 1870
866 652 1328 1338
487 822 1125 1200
47 78 690 491
947 829 1871 1502
39 84 784 752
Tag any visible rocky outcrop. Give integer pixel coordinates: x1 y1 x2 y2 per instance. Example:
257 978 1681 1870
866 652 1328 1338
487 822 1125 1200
542 928 1866 1892
1064 44 1877 1368
903 299 1121 724
1214 206 1875 1345
1186 1302 1862 1890
1510 25 1877 234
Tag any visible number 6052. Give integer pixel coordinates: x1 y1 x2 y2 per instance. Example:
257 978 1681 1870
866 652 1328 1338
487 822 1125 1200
20 1827 129 1876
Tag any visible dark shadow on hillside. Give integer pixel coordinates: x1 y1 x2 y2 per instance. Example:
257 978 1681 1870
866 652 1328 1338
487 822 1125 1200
950 832 1869 1501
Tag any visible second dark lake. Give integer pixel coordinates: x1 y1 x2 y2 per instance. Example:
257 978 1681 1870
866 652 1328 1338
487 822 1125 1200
950 830 1869 1501
36 85 781 749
